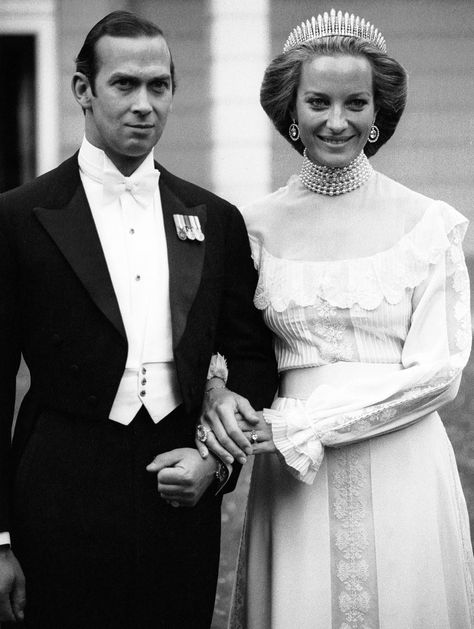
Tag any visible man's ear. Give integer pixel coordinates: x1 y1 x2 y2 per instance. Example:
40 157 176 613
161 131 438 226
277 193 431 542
71 72 93 110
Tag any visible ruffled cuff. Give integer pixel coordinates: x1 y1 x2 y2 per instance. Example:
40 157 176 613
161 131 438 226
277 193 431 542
206 353 228 383
263 406 324 484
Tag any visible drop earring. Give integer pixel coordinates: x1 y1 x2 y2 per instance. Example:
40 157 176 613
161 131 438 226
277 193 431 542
368 124 380 143
289 120 300 141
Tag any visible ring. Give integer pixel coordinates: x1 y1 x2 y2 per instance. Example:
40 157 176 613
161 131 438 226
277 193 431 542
196 424 212 443
250 430 258 443
170 500 180 508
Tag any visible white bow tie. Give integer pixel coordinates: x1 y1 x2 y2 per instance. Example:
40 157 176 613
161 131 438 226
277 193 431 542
102 168 159 208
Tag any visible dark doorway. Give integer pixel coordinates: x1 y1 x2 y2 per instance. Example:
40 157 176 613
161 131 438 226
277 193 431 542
0 35 36 192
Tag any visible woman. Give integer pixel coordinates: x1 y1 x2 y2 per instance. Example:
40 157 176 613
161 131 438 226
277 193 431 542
199 9 474 628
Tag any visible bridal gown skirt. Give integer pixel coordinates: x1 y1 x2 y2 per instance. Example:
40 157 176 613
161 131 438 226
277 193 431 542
229 403 474 629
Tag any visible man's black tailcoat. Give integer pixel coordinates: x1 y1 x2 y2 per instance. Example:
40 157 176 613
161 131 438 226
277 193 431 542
0 155 278 628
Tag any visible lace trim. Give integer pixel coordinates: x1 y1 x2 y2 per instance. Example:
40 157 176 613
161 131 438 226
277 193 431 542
249 203 468 312
321 372 459 446
306 299 356 362
446 224 471 351
329 445 377 629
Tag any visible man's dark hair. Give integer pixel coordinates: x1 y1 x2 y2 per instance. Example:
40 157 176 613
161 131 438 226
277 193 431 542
75 10 176 94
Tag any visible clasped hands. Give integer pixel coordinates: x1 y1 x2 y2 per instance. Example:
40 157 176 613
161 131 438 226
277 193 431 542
195 386 276 465
146 387 275 510
145 385 275 509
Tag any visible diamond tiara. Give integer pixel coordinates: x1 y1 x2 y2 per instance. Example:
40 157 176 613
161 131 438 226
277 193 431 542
283 8 387 54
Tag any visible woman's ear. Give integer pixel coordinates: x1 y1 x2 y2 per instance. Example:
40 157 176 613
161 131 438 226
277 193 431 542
71 72 93 110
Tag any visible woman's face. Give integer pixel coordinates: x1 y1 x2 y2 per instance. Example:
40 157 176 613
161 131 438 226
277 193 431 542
293 54 376 167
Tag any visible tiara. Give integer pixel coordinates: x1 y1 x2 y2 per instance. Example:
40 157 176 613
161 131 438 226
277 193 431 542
283 8 387 54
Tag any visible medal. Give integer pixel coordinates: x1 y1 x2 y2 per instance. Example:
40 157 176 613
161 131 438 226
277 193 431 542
173 214 205 241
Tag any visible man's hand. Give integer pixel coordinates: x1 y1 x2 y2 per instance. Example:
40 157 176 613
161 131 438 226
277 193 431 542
0 547 26 623
197 387 259 464
146 448 217 507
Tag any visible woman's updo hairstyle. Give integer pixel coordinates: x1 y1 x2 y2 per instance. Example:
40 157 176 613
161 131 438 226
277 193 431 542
260 36 407 157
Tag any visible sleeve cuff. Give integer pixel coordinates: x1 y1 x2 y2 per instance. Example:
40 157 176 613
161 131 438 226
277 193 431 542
213 456 232 495
207 353 228 383
264 407 324 484
0 531 11 546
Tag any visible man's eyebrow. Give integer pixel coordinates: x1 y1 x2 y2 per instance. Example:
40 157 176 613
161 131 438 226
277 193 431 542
107 72 132 82
149 73 172 82
109 71 171 81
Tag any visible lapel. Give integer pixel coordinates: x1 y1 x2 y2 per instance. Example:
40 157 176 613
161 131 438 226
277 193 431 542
32 156 207 350
34 177 126 340
159 176 207 350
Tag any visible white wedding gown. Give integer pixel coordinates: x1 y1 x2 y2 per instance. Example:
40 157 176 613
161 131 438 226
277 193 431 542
229 172 474 629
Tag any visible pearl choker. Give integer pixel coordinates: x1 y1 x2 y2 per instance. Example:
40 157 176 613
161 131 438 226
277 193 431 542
299 149 374 196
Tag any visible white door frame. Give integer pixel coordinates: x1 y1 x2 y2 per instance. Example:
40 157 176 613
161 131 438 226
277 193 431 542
0 0 59 176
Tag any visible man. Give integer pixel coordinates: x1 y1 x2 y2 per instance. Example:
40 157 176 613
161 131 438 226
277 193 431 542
0 11 277 628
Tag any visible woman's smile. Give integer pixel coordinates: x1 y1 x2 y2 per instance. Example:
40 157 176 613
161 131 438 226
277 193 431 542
293 55 375 167
318 135 355 145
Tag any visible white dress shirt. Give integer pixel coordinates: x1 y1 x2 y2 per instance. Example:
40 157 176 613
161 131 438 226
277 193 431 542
78 137 181 424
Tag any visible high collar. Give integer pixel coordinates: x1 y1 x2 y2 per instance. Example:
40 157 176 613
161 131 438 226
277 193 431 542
299 150 374 196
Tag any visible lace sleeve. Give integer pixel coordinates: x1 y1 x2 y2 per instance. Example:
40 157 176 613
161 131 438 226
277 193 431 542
265 220 471 483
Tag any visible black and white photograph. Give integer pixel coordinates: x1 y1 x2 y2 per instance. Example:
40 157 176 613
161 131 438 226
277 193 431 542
0 1 473 628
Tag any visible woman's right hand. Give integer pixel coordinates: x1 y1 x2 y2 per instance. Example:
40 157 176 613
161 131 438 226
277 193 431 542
196 387 276 463
196 387 259 465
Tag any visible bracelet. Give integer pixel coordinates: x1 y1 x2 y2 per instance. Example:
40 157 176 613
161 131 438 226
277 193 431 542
205 384 226 395
215 459 229 484
207 353 228 383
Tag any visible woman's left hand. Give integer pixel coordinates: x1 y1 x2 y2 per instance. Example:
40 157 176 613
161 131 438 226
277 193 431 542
196 404 276 461
239 411 276 455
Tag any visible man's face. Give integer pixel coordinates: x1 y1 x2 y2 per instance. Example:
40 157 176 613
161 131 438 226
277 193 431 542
85 35 173 175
